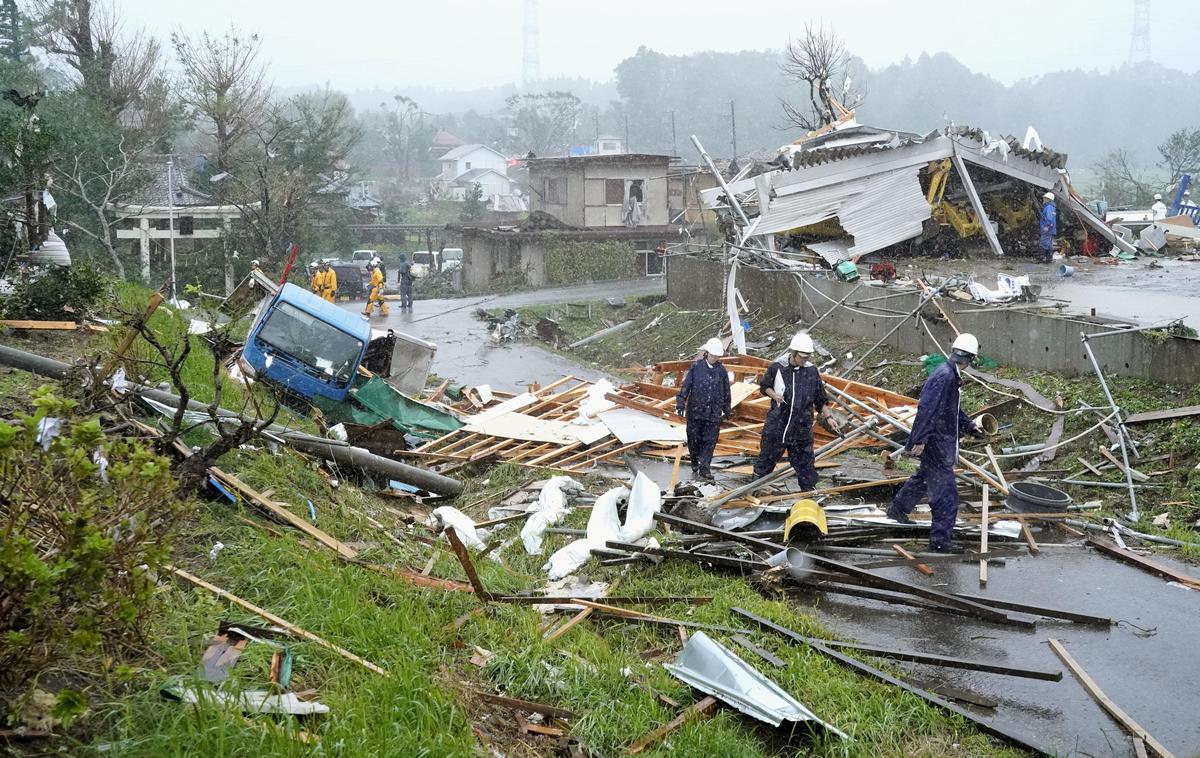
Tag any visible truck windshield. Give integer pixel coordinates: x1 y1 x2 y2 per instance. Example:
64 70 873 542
257 302 363 384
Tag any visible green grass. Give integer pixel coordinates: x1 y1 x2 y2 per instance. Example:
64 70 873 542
65 446 1027 757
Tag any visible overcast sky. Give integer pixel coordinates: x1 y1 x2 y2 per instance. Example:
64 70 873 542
117 0 1198 91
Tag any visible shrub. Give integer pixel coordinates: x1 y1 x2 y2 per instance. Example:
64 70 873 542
544 240 639 285
0 387 183 684
1 265 110 321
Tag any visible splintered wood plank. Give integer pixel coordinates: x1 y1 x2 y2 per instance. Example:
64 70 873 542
0 319 78 330
1049 639 1175 758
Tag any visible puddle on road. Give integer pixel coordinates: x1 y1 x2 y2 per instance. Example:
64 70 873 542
790 542 1200 757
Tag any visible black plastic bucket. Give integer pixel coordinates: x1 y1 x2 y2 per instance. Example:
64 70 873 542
1004 481 1072 513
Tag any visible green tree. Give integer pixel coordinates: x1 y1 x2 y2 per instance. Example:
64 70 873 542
171 25 270 173
0 0 28 61
459 182 484 221
505 91 580 155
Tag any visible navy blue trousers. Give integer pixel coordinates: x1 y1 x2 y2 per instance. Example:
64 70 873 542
753 431 818 491
686 417 720 471
891 443 959 547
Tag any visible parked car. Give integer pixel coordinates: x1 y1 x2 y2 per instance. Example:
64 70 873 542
329 263 365 300
409 250 434 278
440 247 464 272
351 249 379 275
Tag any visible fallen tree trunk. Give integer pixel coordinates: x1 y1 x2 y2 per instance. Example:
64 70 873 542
0 344 463 496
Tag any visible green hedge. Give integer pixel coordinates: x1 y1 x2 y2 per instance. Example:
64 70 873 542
543 240 639 285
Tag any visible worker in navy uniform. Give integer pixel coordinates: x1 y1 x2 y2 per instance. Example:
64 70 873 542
676 337 731 481
887 333 984 553
752 332 841 490
1039 192 1057 263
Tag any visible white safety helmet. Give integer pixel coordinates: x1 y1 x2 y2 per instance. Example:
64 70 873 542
700 337 724 357
951 332 980 356
1043 191 1055 200
1154 193 1162 201
370 256 382 267
789 332 815 353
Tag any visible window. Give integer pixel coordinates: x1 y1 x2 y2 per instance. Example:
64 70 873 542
602 141 618 152
605 178 625 205
544 177 566 204
257 302 364 386
465 161 472 170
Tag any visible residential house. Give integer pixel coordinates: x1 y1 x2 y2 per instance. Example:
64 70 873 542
446 167 515 202
429 129 465 159
439 144 508 185
527 153 674 228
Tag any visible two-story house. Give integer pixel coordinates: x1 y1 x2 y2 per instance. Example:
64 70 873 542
439 144 512 201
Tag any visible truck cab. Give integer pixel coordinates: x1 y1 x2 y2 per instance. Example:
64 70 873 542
240 283 436 404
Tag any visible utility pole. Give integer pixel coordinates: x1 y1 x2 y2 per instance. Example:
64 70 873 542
624 114 630 152
729 100 737 160
166 159 178 304
669 110 677 157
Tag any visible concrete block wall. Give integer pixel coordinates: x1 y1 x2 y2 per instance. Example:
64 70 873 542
666 255 1200 384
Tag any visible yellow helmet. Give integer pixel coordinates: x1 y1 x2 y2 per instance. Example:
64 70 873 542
783 499 828 541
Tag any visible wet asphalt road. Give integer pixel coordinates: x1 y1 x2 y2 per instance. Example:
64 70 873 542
789 539 1200 758
341 278 666 392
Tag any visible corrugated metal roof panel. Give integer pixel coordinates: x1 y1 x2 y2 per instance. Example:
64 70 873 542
748 166 929 258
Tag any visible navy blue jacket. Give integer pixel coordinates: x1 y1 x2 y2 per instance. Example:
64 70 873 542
676 358 731 421
908 361 976 463
759 361 827 444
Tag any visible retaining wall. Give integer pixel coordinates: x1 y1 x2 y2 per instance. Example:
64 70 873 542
665 255 1200 384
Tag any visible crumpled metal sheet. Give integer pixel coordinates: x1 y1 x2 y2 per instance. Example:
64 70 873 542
664 631 847 736
748 166 930 258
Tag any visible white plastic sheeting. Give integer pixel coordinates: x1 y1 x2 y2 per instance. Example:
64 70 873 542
542 472 663 579
521 475 584 554
428 506 487 551
746 166 930 258
622 472 662 542
966 273 1030 304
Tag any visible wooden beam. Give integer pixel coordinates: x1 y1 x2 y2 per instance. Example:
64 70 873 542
168 566 388 677
1020 520 1041 554
1124 404 1200 425
891 544 934 575
0 319 78 330
1098 446 1150 482
625 697 718 755
474 692 577 722
209 468 359 560
1087 537 1200 590
444 528 492 602
1049 639 1175 758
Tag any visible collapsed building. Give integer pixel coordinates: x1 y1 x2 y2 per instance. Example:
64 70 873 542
701 123 1136 266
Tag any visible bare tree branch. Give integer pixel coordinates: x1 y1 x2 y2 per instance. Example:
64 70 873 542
779 25 862 132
